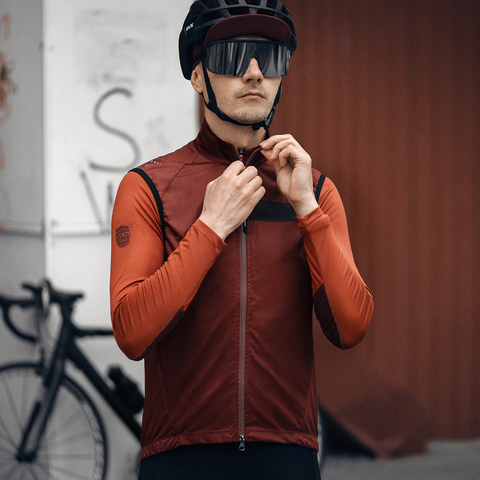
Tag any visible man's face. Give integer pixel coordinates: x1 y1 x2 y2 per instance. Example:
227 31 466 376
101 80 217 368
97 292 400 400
192 36 283 126
208 59 281 125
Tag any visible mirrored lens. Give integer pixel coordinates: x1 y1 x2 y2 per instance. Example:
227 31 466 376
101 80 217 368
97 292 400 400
206 41 291 77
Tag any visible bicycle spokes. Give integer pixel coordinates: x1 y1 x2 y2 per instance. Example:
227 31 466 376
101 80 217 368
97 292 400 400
0 363 107 480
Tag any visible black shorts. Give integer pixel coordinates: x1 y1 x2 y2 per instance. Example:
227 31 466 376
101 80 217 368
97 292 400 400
138 442 321 480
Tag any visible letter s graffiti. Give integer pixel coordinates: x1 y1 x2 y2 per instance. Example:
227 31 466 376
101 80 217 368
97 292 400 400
89 87 141 172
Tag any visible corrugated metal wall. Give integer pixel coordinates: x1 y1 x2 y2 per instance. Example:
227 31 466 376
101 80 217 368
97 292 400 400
271 0 480 438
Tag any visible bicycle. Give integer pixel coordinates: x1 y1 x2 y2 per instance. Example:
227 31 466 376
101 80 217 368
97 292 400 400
0 279 143 480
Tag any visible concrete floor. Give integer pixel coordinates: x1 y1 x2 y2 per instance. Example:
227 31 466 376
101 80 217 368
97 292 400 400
321 439 480 480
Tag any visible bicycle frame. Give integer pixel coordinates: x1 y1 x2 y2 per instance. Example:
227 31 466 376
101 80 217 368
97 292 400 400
16 325 69 461
67 333 142 439
1 280 142 465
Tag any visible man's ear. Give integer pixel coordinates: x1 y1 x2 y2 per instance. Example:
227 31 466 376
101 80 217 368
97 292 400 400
190 63 204 96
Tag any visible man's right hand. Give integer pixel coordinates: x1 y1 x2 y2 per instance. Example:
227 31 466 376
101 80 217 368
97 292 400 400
199 161 265 241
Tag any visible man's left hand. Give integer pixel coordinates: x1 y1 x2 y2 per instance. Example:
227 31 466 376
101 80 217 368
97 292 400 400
260 134 319 217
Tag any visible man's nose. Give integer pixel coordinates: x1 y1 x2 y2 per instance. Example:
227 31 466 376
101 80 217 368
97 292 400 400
242 57 264 82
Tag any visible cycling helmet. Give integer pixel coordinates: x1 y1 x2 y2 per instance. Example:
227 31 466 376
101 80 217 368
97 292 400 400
178 0 297 131
179 0 297 80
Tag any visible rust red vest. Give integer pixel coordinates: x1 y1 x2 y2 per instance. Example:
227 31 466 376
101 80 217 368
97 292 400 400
133 122 325 457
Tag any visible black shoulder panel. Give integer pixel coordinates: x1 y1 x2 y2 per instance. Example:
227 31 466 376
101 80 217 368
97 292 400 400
130 167 166 245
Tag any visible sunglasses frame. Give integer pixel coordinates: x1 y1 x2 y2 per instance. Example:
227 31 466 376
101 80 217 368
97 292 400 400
203 39 292 78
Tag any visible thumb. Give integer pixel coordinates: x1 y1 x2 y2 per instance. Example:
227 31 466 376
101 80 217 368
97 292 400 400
260 147 273 160
262 151 280 178
261 148 280 170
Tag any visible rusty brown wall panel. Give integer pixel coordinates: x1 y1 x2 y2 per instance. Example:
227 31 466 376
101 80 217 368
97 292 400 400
269 0 480 438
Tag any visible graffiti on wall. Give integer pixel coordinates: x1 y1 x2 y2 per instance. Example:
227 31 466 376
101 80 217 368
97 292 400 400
0 5 188 235
54 7 171 235
80 87 142 233
0 13 14 227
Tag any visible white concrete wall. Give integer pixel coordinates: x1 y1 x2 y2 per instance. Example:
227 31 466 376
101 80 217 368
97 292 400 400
0 0 45 288
0 0 45 362
1 1 196 478
44 0 196 324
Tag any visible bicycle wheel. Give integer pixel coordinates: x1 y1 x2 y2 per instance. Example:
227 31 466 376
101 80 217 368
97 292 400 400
317 403 329 472
0 362 108 480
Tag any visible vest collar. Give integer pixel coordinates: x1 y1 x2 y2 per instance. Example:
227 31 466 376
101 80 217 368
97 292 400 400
194 121 269 167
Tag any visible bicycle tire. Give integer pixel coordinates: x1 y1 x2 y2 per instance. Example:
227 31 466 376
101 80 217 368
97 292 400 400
317 403 329 472
0 362 108 480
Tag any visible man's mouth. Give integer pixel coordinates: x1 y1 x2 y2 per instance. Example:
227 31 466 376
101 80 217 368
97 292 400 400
240 91 265 100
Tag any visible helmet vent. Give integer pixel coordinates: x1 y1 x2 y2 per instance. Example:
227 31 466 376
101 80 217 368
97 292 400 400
267 0 279 8
201 10 225 25
202 0 221 7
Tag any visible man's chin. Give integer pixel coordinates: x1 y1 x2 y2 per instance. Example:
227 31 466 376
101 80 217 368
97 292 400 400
231 108 270 125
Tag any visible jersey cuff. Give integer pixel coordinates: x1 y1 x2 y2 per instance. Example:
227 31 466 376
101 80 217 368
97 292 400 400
193 218 228 251
296 206 331 235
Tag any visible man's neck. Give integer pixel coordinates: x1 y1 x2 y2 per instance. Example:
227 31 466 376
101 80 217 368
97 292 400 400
204 110 267 150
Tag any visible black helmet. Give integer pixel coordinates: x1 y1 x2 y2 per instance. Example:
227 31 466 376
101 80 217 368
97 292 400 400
179 0 297 80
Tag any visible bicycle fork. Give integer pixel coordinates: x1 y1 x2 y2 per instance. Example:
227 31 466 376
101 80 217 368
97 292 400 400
16 360 65 462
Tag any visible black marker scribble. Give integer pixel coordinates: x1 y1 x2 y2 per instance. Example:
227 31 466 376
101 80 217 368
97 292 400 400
89 87 141 172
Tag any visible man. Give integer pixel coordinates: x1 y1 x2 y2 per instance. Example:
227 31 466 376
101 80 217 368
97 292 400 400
110 1 374 478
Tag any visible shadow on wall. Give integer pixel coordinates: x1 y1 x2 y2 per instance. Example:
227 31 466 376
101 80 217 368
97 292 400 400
314 319 429 459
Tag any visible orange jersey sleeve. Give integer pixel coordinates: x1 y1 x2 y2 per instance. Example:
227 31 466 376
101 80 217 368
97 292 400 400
110 171 227 360
111 171 372 358
298 177 374 349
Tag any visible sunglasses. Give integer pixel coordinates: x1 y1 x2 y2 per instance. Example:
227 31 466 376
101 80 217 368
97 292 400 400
204 40 292 77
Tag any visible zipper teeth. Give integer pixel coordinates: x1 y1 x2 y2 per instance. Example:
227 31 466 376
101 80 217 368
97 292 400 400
238 146 251 449
238 146 246 446
239 228 247 443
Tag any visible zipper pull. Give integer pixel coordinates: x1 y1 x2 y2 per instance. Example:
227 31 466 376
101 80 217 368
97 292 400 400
238 147 249 235
238 435 246 451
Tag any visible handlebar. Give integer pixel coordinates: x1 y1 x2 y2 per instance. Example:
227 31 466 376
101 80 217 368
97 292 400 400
43 279 84 306
0 289 40 343
41 279 114 338
0 279 114 342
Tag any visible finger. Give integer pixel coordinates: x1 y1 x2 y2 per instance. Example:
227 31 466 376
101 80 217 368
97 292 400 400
250 185 266 205
224 160 246 176
261 143 284 162
245 173 263 191
260 134 292 151
261 146 283 172
274 138 304 155
245 184 266 212
277 144 298 165
260 147 274 162
260 137 287 161
264 140 302 164
238 165 260 183
264 143 294 170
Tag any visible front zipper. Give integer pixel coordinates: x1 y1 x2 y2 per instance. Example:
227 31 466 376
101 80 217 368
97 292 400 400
238 223 247 451
236 145 263 450
238 147 247 451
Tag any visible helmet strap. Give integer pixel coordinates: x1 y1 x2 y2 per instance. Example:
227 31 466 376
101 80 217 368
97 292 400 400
200 58 282 132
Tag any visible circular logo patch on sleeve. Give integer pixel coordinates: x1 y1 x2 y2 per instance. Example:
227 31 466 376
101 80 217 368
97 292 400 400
116 225 131 248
